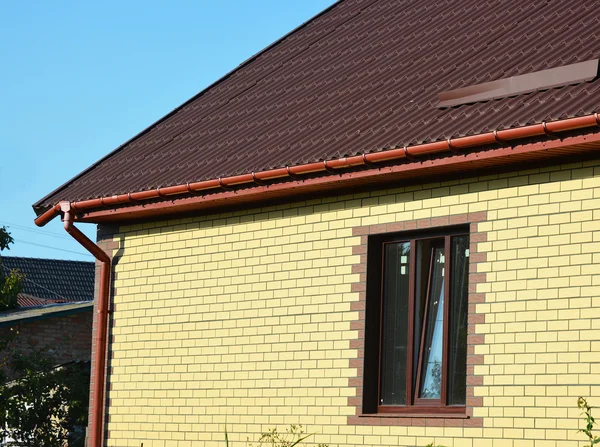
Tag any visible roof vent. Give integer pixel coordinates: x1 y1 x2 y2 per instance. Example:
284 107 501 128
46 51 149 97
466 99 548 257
438 59 599 108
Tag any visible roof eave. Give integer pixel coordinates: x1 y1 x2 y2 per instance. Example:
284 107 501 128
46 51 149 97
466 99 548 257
0 301 94 328
34 114 600 227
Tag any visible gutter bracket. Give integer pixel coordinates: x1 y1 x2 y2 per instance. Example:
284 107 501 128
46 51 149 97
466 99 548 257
542 121 559 139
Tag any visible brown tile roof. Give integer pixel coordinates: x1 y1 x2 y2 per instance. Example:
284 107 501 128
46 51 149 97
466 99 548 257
34 0 600 211
17 294 65 308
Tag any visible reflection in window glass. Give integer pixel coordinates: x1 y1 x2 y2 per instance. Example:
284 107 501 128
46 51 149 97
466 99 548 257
380 242 410 405
419 246 445 399
448 235 469 405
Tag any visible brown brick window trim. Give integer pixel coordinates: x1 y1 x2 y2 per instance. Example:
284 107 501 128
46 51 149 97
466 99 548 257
347 212 487 427
87 225 119 447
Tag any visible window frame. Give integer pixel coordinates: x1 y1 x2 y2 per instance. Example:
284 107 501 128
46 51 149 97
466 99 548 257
364 225 469 416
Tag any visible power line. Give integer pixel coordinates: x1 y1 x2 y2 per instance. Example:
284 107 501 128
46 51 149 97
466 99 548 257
11 239 93 258
1 264 68 301
0 220 73 240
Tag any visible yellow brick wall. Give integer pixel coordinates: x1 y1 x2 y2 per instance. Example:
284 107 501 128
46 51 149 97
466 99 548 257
105 160 600 447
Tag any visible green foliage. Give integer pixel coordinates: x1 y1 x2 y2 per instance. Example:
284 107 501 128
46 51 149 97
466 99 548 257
0 336 90 447
0 226 14 252
578 397 600 446
0 268 23 311
0 226 22 311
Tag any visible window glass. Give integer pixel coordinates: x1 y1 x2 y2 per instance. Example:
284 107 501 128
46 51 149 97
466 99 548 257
380 241 410 405
418 246 445 399
365 228 470 414
448 235 469 405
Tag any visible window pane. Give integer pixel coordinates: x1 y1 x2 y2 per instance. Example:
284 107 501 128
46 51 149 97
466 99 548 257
448 235 469 405
413 240 431 389
380 242 410 405
418 246 445 399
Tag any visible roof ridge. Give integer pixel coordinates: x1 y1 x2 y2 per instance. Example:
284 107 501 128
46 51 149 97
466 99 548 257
1 255 94 265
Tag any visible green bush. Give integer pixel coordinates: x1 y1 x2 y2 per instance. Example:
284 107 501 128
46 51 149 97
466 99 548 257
0 337 90 447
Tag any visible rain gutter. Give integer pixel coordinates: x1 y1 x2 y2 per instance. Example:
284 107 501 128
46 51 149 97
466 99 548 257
34 113 600 227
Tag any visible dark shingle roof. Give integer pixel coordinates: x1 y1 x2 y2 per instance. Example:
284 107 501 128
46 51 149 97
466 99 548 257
1 257 95 303
35 0 600 210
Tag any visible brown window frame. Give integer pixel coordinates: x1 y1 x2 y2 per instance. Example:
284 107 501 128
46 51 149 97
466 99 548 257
363 226 469 416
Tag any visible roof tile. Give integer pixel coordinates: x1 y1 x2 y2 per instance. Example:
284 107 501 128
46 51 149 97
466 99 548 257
35 0 600 209
1 257 95 303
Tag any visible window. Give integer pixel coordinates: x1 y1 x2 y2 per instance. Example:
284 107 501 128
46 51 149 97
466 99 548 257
363 227 469 415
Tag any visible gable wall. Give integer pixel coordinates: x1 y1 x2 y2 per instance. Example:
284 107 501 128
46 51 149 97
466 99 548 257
102 160 600 447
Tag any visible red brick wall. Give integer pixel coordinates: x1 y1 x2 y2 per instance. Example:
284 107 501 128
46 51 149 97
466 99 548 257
0 310 93 373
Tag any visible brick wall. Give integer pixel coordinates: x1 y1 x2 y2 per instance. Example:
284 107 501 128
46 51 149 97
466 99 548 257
101 160 600 447
0 310 92 374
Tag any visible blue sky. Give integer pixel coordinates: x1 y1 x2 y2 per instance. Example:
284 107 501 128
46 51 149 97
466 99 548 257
0 0 335 261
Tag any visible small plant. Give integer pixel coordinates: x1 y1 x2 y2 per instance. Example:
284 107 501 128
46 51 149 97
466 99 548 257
578 397 599 446
226 425 327 447
252 425 327 447
253 425 309 447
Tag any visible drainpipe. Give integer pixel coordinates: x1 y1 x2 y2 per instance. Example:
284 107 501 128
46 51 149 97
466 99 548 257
61 202 111 447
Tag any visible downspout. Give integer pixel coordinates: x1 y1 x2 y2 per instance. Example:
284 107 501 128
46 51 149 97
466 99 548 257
61 202 111 447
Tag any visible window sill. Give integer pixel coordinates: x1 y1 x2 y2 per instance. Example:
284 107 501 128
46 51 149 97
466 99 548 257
359 413 469 419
